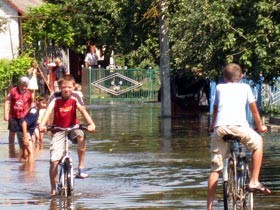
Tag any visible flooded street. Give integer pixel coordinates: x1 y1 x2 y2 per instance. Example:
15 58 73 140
0 103 280 209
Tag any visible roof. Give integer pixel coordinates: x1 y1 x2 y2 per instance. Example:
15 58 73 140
5 0 44 15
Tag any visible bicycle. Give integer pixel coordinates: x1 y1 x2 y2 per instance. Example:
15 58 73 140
47 124 87 197
222 134 253 210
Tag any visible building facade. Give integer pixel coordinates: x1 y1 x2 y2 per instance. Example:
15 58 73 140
0 0 43 59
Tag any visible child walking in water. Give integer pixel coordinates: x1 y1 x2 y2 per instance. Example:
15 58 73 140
34 94 49 149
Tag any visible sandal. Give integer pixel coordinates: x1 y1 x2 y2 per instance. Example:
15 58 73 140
247 182 271 194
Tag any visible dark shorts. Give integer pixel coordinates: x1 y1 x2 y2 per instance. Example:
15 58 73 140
8 118 23 132
68 129 85 144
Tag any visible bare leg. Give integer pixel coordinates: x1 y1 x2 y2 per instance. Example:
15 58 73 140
77 136 86 169
9 131 16 144
39 132 44 149
249 143 263 186
248 141 271 193
50 161 59 195
207 171 221 210
27 141 34 160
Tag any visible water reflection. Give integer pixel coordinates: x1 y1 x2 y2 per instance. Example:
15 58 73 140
50 197 73 210
0 103 279 209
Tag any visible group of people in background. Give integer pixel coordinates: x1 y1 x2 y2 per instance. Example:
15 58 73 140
25 44 99 96
3 52 96 193
3 76 48 161
26 56 68 96
3 46 99 195
3 56 69 161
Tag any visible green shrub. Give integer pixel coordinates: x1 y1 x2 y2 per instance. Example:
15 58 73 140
0 59 12 92
0 54 33 93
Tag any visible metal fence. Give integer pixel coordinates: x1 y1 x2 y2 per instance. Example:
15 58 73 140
210 78 280 115
261 78 280 110
81 67 160 104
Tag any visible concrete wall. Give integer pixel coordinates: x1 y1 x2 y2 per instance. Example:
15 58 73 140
0 0 20 59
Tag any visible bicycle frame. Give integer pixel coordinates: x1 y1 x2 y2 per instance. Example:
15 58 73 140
57 129 74 197
48 124 86 197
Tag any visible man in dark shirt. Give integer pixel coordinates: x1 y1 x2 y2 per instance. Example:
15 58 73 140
38 56 51 95
53 58 67 91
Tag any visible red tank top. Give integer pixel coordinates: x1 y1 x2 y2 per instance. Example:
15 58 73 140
51 92 82 127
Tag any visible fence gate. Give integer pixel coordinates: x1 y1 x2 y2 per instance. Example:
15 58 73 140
81 67 160 104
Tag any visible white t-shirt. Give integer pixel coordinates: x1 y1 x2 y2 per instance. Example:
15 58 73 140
84 53 98 66
214 82 256 127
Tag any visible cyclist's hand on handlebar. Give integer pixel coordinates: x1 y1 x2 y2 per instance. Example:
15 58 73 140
257 125 268 134
87 124 95 132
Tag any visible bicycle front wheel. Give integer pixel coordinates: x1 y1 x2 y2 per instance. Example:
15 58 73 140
223 158 237 210
57 159 74 197
64 159 74 197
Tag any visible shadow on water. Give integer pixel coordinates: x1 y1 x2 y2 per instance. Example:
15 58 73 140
0 103 279 209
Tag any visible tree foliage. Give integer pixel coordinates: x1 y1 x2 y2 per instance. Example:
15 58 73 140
23 3 75 55
22 0 280 82
169 0 280 83
0 55 33 93
23 0 159 67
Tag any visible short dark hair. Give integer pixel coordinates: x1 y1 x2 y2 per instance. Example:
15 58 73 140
58 74 76 87
223 63 243 82
43 56 50 62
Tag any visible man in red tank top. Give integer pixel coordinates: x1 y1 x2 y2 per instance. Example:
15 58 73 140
4 76 33 151
39 74 95 195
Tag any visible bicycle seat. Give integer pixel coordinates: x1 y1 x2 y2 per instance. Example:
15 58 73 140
223 134 241 142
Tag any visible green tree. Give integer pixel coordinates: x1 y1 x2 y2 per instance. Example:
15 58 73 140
0 55 33 94
23 0 159 68
22 3 75 58
169 0 280 83
22 0 280 82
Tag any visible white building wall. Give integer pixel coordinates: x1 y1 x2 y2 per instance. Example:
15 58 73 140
0 0 20 59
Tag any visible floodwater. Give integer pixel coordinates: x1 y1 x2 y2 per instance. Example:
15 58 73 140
0 103 280 210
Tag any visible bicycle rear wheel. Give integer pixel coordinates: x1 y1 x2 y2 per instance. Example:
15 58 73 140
223 158 237 210
243 162 253 210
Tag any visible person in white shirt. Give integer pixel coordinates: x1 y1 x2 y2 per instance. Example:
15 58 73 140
84 45 99 68
207 63 271 210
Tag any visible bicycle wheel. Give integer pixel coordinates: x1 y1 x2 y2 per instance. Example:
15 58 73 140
223 158 237 210
64 159 74 197
57 163 65 196
57 160 74 197
243 162 253 210
236 160 246 209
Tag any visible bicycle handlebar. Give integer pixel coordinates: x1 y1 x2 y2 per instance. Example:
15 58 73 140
47 124 88 132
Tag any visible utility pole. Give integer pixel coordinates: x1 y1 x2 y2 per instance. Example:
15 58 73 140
159 0 171 117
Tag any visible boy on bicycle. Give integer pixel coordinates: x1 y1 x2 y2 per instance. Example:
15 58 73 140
39 74 95 195
207 63 271 210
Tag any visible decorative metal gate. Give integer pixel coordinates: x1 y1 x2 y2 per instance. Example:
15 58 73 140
81 67 160 104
